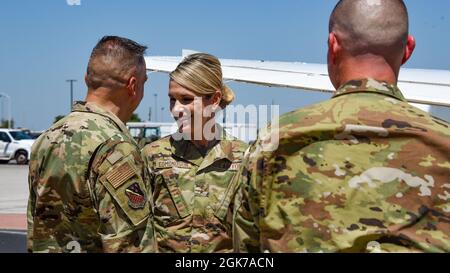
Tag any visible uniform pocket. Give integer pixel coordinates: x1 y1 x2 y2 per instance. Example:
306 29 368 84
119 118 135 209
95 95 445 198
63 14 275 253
211 162 242 222
160 172 192 219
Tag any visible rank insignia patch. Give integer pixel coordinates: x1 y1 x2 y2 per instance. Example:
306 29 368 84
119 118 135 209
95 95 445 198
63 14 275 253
125 183 147 209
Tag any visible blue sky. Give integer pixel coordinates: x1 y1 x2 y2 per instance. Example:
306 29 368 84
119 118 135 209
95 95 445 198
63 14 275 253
0 0 449 130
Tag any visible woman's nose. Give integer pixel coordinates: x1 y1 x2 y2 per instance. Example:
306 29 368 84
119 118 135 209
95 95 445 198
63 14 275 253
171 102 185 118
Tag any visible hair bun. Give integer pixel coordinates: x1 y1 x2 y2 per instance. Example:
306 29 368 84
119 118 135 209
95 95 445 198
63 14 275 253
220 85 235 108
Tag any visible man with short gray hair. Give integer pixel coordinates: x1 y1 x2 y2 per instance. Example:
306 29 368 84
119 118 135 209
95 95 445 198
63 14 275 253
233 0 450 253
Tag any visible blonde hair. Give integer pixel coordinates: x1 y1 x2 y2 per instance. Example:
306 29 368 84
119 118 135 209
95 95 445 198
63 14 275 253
169 53 235 108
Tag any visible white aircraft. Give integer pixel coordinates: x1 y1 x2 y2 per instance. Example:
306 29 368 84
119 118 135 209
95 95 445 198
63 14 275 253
145 49 450 113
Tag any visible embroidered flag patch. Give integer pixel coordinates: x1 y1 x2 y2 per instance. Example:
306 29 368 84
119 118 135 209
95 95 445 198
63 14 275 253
106 161 136 189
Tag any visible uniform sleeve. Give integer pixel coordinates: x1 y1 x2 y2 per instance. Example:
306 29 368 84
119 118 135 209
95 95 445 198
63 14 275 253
232 141 264 253
27 149 40 253
26 173 36 253
141 144 157 194
89 140 157 253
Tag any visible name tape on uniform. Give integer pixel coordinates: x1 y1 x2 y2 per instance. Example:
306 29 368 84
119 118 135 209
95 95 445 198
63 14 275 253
157 160 192 169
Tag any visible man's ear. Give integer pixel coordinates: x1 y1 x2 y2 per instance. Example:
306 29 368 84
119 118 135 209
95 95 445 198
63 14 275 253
84 74 89 86
328 32 340 65
126 76 137 96
401 35 416 65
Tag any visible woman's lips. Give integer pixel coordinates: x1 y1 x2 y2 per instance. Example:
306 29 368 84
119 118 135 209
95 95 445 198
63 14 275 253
176 116 192 128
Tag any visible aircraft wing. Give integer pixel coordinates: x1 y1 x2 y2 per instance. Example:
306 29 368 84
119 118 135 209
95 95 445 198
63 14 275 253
145 50 450 108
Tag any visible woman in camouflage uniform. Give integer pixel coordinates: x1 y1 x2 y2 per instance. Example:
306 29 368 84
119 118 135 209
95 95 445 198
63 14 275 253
142 53 248 253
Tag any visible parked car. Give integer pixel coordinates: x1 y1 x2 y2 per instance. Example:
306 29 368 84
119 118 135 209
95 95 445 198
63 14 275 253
0 129 35 164
18 128 44 139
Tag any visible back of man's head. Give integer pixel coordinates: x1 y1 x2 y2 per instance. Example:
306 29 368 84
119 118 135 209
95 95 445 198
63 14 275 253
86 36 147 90
330 0 409 59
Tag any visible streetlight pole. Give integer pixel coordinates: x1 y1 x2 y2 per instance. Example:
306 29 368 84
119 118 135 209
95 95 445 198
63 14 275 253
154 93 158 122
0 93 11 129
66 79 77 111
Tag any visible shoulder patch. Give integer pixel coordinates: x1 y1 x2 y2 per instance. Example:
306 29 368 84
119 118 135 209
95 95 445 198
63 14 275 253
106 161 137 189
107 151 123 165
125 183 147 209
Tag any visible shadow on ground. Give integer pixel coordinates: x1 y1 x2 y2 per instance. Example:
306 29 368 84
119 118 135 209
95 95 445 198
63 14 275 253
0 230 26 253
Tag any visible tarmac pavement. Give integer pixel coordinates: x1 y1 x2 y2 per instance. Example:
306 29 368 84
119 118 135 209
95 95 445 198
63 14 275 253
0 164 28 252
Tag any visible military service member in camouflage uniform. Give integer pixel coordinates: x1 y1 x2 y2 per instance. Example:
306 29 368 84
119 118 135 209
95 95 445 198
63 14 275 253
233 0 450 253
143 53 248 252
27 36 156 253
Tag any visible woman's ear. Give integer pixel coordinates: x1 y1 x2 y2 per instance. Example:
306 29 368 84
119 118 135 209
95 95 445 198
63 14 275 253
211 90 222 108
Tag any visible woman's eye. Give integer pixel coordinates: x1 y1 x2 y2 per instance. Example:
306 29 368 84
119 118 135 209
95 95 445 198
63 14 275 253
182 98 193 104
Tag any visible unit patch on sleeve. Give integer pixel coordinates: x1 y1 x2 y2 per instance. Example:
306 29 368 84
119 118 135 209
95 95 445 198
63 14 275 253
125 182 147 209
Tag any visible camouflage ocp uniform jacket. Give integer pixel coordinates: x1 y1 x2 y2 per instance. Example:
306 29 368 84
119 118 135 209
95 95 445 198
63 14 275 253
143 130 248 253
233 79 450 253
27 102 157 253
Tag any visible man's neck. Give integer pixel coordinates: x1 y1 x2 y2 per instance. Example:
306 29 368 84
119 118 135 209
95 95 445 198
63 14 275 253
337 55 399 88
190 123 220 155
192 139 219 157
85 90 128 123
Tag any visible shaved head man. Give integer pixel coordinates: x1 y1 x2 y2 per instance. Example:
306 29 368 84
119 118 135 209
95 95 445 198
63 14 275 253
328 0 415 88
233 0 450 253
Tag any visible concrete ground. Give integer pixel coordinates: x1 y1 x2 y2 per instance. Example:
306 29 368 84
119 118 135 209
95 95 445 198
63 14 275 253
0 163 28 252
0 164 28 215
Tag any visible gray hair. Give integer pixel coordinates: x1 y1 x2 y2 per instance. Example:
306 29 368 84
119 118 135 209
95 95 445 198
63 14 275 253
86 36 147 90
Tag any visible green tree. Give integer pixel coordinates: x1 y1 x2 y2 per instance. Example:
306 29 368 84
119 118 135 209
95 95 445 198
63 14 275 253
129 113 141 122
53 115 65 124
0 119 14 128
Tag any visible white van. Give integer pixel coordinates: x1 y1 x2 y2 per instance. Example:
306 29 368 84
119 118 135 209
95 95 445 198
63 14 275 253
0 129 35 164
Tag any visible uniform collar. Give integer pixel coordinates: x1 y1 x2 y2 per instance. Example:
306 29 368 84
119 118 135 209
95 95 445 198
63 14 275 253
170 124 235 167
71 101 129 134
332 78 407 102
